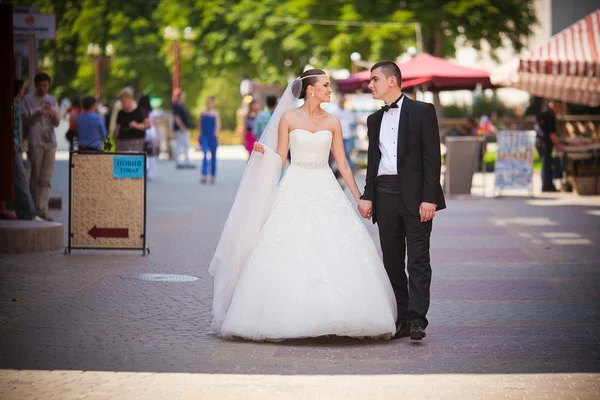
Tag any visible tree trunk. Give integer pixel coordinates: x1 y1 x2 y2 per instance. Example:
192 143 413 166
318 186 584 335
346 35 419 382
425 31 443 118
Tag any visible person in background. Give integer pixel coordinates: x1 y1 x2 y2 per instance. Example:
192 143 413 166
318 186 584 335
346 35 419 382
109 86 136 140
65 97 82 151
254 95 277 140
21 72 60 222
536 100 565 192
477 115 495 136
7 79 38 221
509 106 526 130
450 117 477 137
139 95 159 180
172 89 194 168
115 89 150 152
330 95 355 170
104 100 114 133
244 100 260 158
199 96 220 184
76 95 107 152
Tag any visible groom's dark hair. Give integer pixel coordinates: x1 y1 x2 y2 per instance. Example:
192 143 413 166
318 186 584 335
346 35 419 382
371 61 402 87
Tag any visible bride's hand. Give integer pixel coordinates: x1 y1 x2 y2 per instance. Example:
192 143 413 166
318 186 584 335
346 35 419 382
253 142 265 153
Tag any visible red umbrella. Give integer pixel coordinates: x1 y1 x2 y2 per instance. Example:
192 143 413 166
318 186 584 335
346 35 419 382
337 53 494 93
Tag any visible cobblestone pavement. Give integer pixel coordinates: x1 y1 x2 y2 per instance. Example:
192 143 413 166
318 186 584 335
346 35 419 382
1 147 599 399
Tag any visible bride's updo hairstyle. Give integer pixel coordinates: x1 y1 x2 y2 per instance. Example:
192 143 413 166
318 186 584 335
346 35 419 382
291 69 327 99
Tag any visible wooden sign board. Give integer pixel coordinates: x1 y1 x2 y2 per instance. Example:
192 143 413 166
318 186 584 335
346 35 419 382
68 152 147 253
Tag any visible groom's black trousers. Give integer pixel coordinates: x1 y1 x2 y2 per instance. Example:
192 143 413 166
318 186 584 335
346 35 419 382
375 189 432 329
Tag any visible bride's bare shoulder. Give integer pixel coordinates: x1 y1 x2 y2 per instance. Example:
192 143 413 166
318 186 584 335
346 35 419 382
322 111 340 124
281 109 301 120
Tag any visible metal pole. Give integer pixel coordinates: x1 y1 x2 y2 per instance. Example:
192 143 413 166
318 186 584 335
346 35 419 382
444 137 450 196
481 137 487 197
415 23 423 53
95 56 102 101
142 152 148 256
67 152 73 254
172 41 180 101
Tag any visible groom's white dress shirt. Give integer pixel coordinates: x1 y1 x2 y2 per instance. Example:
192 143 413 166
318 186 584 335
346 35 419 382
378 95 404 176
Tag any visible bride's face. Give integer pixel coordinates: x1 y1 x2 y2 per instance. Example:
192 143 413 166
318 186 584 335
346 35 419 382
309 76 332 103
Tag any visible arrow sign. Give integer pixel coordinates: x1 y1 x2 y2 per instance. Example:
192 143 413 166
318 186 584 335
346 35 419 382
88 225 129 240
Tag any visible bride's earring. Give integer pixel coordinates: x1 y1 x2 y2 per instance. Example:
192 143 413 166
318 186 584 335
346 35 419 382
311 92 315 97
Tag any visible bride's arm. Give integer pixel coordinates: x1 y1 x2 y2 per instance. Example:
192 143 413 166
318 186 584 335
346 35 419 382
275 114 290 167
253 113 289 167
331 120 362 203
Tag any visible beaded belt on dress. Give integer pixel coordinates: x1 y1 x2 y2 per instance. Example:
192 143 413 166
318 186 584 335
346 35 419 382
292 160 328 170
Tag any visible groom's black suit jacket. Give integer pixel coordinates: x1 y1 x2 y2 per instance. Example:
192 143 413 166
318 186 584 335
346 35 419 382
362 96 446 223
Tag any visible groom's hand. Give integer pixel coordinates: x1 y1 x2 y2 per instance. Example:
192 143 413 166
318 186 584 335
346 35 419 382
419 202 437 223
358 199 373 219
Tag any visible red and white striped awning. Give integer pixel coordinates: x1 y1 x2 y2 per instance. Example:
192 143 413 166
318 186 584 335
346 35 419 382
515 9 600 106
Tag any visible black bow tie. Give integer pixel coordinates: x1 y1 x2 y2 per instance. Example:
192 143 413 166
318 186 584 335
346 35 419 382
381 94 404 112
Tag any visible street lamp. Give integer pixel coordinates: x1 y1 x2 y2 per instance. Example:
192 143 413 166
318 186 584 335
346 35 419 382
350 52 361 74
87 43 114 101
163 26 195 101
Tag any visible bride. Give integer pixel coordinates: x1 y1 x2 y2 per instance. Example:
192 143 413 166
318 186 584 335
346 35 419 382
209 69 397 341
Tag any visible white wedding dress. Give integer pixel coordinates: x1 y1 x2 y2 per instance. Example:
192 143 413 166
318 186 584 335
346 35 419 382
219 129 397 341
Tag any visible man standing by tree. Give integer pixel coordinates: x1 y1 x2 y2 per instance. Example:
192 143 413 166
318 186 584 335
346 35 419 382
21 72 60 221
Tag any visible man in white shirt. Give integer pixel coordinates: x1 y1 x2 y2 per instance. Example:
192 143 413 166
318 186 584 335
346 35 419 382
331 95 355 170
21 72 60 221
358 61 446 342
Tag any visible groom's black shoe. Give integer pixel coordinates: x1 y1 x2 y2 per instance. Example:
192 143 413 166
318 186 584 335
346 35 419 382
392 322 410 339
410 324 426 341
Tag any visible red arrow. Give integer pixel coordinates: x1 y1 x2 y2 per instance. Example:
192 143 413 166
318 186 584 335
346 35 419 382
88 225 129 240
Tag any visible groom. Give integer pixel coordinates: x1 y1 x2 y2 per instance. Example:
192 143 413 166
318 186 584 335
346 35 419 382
358 61 446 341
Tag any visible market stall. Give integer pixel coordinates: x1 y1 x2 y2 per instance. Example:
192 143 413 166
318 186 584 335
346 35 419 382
514 9 600 107
558 138 600 195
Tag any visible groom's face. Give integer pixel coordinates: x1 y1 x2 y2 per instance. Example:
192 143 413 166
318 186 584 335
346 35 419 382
368 68 393 100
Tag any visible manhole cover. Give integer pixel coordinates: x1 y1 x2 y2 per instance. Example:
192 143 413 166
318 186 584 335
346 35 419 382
120 273 198 282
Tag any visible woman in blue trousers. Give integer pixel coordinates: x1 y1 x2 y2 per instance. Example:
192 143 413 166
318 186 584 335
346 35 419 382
199 96 220 184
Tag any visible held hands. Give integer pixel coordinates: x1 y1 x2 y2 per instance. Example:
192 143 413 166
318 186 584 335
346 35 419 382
253 142 265 153
358 199 373 220
419 202 436 223
358 199 436 222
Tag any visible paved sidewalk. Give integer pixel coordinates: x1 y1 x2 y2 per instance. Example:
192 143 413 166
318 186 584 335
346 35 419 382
1 149 599 399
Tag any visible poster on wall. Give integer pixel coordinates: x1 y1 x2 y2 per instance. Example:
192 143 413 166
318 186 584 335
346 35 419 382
494 130 537 195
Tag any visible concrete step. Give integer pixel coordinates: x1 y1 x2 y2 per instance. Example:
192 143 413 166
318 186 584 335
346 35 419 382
0 220 63 253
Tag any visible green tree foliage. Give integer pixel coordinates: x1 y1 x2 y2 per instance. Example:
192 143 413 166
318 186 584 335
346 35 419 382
405 0 537 58
472 92 515 118
13 0 83 100
199 0 415 79
15 0 537 122
15 0 170 104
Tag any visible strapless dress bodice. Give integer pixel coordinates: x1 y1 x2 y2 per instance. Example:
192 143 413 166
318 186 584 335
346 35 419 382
288 129 332 170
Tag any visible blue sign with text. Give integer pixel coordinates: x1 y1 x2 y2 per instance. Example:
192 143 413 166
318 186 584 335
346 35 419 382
113 156 144 179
